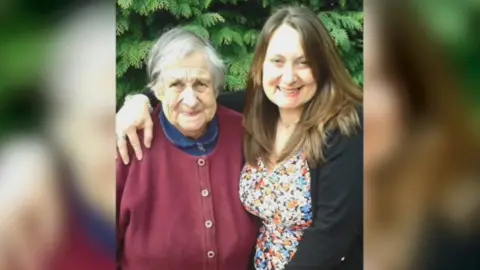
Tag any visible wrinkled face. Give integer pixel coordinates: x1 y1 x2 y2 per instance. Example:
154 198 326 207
262 24 317 110
155 51 217 138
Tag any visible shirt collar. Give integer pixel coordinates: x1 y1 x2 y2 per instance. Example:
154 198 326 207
159 110 219 149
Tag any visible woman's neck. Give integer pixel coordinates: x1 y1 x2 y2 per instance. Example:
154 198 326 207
278 107 302 127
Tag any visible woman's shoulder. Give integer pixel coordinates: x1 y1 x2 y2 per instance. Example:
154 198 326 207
215 107 244 145
319 107 363 166
328 105 363 142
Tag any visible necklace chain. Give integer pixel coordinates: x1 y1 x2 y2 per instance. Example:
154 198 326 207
279 119 299 128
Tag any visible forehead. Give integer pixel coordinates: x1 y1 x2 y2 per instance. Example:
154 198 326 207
162 51 211 80
266 24 304 57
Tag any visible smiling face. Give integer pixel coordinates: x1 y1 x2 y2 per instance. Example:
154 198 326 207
262 24 317 111
155 51 217 139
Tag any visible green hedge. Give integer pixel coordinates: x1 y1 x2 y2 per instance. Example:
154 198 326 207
116 0 364 106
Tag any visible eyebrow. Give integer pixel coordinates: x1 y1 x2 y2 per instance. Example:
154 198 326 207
166 76 211 83
270 54 306 60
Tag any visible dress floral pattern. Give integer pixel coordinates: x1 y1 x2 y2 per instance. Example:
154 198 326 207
239 151 313 270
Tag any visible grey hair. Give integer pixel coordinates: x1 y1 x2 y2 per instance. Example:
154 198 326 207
147 27 226 95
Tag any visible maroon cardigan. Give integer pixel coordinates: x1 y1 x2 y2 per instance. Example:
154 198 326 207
117 106 259 270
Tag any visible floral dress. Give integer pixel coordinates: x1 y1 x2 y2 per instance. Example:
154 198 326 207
239 151 313 270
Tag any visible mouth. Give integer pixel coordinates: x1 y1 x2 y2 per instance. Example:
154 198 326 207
276 86 303 95
181 111 201 117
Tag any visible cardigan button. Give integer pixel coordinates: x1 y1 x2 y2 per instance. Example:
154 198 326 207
197 159 205 166
207 251 215 258
205 220 213 228
201 189 209 197
341 257 345 261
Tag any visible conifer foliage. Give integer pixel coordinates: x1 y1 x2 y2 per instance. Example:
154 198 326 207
116 0 363 105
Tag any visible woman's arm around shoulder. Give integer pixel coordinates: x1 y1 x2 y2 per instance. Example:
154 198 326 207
217 90 246 113
286 115 363 270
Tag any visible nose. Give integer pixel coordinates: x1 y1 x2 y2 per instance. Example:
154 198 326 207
180 87 198 107
281 64 296 85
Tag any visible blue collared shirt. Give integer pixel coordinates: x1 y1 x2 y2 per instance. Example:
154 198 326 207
159 110 219 156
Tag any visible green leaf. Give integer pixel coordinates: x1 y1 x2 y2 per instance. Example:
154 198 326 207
195 12 226 28
191 7 203 17
181 24 210 39
133 0 170 16
116 57 130 77
118 39 154 69
344 53 363 74
226 73 246 91
117 0 133 9
203 0 213 9
309 0 322 12
329 28 350 50
320 12 363 32
262 0 269 8
228 53 253 76
177 3 193 18
116 15 129 35
219 10 247 25
243 30 259 46
211 27 244 46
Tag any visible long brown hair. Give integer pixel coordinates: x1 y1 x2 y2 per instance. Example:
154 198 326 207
243 6 363 167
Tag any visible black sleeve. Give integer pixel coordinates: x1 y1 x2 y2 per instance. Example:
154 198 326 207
285 115 363 269
141 89 246 113
143 89 160 108
217 90 246 113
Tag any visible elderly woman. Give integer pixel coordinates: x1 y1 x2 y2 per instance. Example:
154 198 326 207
117 6 363 270
116 28 259 269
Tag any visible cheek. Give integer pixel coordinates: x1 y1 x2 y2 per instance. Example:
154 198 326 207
164 90 179 102
299 70 317 97
299 69 315 85
162 94 180 120
199 92 217 111
165 92 181 108
262 64 281 87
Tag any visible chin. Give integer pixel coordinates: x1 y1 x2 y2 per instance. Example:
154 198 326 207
278 104 301 110
179 123 207 135
180 125 202 132
271 99 301 109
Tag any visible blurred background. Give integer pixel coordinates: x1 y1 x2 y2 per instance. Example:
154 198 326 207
0 0 479 269
364 0 480 269
0 0 116 269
